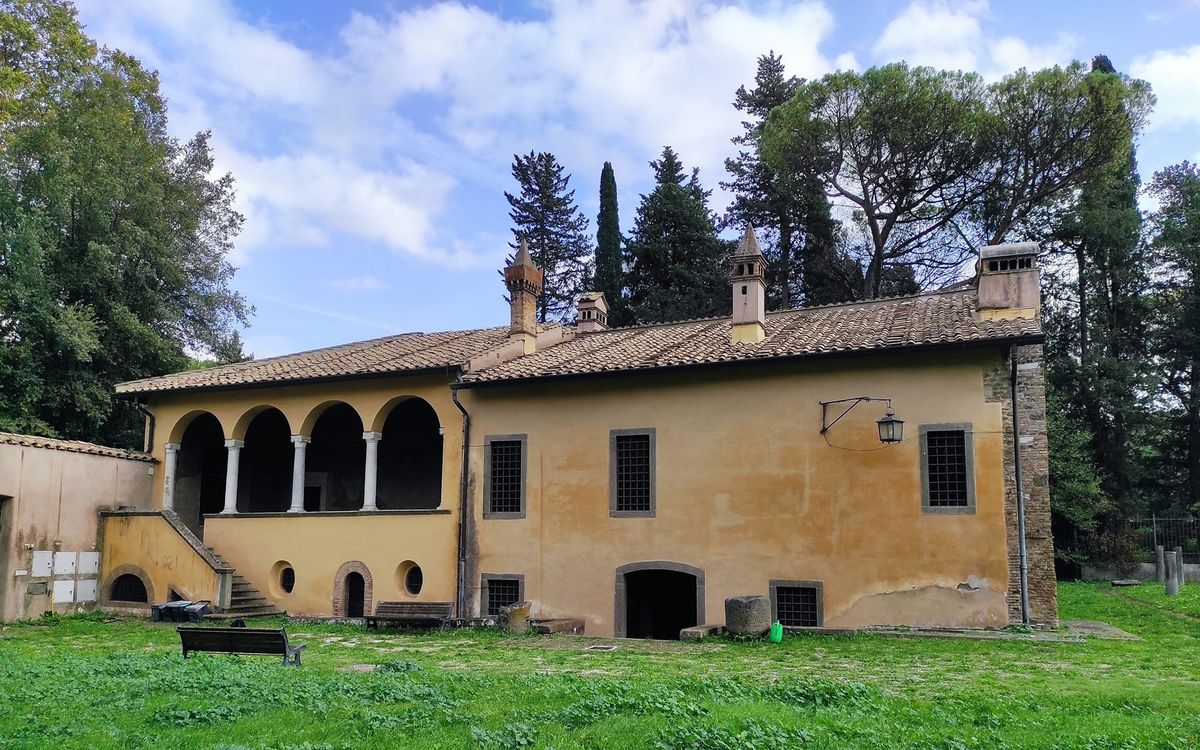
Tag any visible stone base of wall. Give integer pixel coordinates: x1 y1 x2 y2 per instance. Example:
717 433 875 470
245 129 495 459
984 344 1058 627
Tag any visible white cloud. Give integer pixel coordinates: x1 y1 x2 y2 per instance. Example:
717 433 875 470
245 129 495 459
76 0 852 264
331 276 390 292
874 0 986 71
1132 45 1200 130
873 1 1075 80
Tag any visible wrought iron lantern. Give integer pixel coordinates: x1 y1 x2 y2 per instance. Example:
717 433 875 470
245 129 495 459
876 405 904 444
819 396 903 445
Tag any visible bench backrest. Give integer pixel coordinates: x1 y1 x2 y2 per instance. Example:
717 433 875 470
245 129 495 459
372 601 452 617
178 627 288 655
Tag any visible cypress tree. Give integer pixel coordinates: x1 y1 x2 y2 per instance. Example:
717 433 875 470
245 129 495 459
504 151 592 323
594 162 625 326
625 147 731 324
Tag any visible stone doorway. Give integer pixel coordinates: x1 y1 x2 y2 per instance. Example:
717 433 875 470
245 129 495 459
614 561 705 639
344 572 365 618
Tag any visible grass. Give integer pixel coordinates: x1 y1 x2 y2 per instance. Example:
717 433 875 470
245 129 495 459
1 583 1197 749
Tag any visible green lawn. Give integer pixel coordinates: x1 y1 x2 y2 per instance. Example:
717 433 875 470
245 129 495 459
1 583 1197 749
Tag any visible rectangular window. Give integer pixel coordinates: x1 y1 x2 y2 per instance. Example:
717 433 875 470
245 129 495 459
484 435 526 518
481 574 524 616
610 428 656 517
920 424 975 514
769 579 823 627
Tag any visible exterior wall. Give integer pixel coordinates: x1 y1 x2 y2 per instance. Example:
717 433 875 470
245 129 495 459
98 512 226 606
463 348 1036 637
0 442 154 622
201 512 456 616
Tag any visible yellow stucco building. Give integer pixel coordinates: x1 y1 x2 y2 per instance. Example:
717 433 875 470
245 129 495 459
99 233 1057 636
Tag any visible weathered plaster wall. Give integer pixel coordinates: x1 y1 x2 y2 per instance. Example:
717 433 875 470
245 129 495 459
463 348 1028 637
99 513 223 605
0 442 154 621
201 512 457 615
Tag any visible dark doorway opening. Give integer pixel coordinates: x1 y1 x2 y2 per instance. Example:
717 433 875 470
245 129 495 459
624 569 698 640
175 412 226 535
238 408 292 513
111 574 149 603
345 572 365 618
377 398 443 509
308 404 366 511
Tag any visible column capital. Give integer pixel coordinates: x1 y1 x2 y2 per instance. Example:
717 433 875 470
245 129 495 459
165 442 181 453
224 439 245 449
290 434 311 446
362 431 383 443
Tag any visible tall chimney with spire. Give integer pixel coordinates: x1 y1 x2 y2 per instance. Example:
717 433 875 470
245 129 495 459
730 225 767 344
505 239 543 353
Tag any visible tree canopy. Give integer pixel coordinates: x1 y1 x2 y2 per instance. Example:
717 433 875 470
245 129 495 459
0 0 250 446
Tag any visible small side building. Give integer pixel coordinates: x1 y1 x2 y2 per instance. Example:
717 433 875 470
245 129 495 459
0 432 154 621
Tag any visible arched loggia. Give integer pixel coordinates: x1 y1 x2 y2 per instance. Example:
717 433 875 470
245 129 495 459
376 397 444 510
236 407 293 513
173 412 226 534
306 403 366 511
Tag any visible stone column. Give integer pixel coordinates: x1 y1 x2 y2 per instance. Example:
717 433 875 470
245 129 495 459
222 439 244 514
362 431 382 511
1176 546 1186 588
289 435 310 513
162 442 181 512
1156 545 1166 582
1166 552 1180 597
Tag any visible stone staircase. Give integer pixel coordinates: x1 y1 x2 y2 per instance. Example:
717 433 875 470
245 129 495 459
204 546 284 619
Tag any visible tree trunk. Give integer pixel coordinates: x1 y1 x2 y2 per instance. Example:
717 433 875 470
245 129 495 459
1189 365 1200 511
779 215 792 310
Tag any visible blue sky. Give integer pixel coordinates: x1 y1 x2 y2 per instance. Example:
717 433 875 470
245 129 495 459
73 0 1200 358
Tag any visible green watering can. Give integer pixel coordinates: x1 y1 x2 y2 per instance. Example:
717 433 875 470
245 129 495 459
769 621 783 643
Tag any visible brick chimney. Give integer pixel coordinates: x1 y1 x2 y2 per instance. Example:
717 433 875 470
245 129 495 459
504 239 543 353
977 242 1040 320
730 225 767 344
576 292 609 333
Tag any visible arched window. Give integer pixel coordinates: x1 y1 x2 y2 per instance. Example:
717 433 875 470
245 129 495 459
111 574 148 603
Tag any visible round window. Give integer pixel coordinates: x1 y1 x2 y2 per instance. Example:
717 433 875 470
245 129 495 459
405 564 423 595
280 567 295 593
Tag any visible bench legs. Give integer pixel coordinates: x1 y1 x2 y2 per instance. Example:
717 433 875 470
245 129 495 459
284 644 305 667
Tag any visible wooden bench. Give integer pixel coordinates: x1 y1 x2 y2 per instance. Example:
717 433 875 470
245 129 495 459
177 626 306 667
364 601 453 629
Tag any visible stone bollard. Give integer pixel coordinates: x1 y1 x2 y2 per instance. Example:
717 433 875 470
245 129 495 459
1176 546 1186 588
1156 545 1166 582
1165 552 1180 597
498 601 532 633
724 595 772 636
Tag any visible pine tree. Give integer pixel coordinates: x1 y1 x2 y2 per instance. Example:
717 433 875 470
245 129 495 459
505 151 593 323
594 162 625 326
625 147 731 324
724 52 846 308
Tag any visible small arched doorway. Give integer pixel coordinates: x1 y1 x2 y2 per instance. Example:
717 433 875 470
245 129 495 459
345 573 365 618
614 562 705 640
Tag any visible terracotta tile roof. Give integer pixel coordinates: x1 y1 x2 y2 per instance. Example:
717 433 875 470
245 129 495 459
115 326 513 396
0 432 155 462
461 290 1041 386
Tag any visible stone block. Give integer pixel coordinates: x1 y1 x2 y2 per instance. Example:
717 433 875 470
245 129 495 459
531 618 585 635
680 624 723 641
724 595 771 636
498 601 531 633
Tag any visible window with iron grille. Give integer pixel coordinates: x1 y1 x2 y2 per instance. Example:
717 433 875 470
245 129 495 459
921 424 975 513
774 585 820 627
611 429 655 516
111 573 148 603
484 435 526 518
483 576 522 616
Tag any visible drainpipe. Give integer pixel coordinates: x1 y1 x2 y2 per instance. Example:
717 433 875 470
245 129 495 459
450 377 471 621
1010 346 1031 625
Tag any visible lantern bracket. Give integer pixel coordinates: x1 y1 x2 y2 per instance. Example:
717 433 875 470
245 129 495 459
819 396 892 435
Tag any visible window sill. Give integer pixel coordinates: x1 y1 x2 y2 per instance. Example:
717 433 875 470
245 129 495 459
201 509 452 519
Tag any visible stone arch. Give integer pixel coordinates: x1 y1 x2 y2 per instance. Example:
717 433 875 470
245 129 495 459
614 561 705 639
368 395 444 434
375 396 444 510
235 406 293 513
174 411 226 534
300 400 363 438
168 409 228 444
305 402 366 511
102 564 156 604
231 404 296 441
332 560 373 618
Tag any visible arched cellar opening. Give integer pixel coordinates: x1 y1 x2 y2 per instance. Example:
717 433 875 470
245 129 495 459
237 408 292 513
344 572 365 618
307 403 366 511
175 413 226 534
377 398 443 510
615 562 704 640
110 574 149 603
